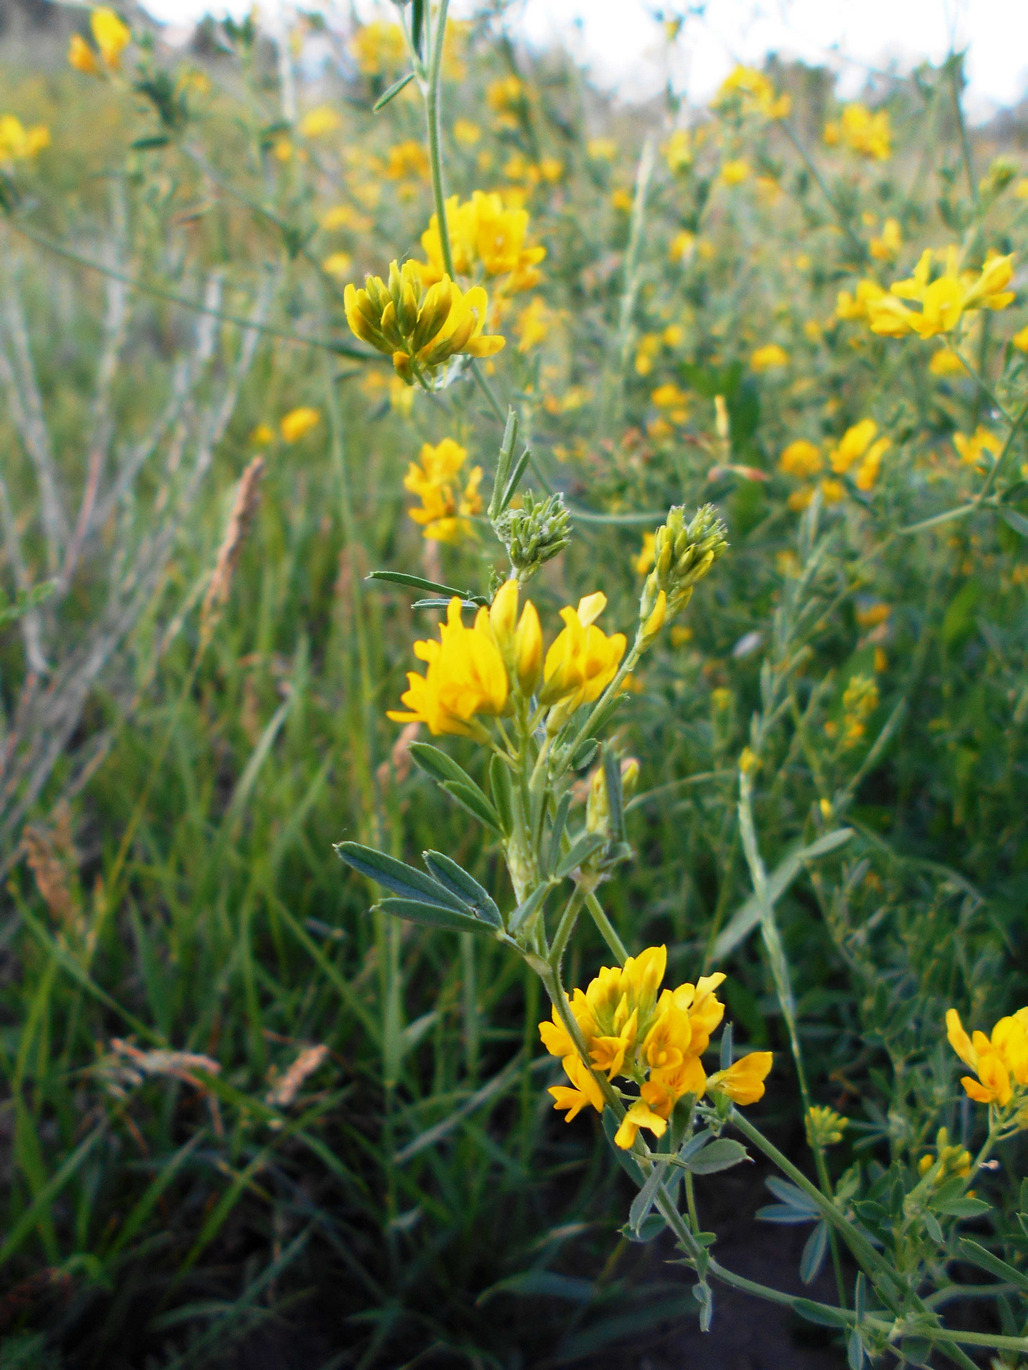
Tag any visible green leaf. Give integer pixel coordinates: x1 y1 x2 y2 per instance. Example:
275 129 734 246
683 1138 749 1175
958 1238 1028 1291
489 753 515 836
411 0 425 56
847 1327 866 1369
477 1270 595 1306
554 832 606 879
628 1159 670 1236
373 71 415 111
941 578 981 649
800 1221 828 1285
409 741 479 788
709 829 854 960
375 897 492 934
544 793 573 875
422 852 502 928
935 1195 991 1219
508 881 553 935
367 570 487 605
623 1212 665 1242
441 780 503 834
335 841 465 910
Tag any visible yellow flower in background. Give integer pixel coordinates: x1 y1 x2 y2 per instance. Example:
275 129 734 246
403 437 483 544
351 20 406 75
515 296 552 352
870 217 902 262
91 7 130 68
828 419 878 475
946 1007 1028 1115
611 188 634 212
540 946 770 1147
320 203 369 234
839 674 878 748
299 105 341 139
719 159 751 186
454 119 481 147
388 598 510 738
824 103 892 160
417 192 546 293
751 344 789 372
384 140 430 180
249 423 275 447
714 65 791 120
280 407 321 443
0 115 49 162
664 128 694 174
68 32 100 74
587 138 618 162
344 260 505 387
538 593 627 718
953 426 1003 467
487 75 525 126
779 439 823 479
634 532 656 576
322 252 352 279
930 347 964 375
868 248 1015 339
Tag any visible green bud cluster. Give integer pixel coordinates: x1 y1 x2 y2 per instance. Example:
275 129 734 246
493 490 571 581
640 503 728 621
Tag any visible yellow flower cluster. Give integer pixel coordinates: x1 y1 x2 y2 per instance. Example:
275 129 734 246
917 1128 971 1182
344 260 505 387
416 191 546 295
403 438 483 544
947 1007 1028 1121
486 76 525 127
751 344 789 372
779 420 889 507
350 20 407 76
299 106 341 139
714 66 791 121
824 103 892 161
0 115 49 164
539 945 772 1149
68 8 130 75
837 674 879 748
868 248 1015 339
387 582 626 739
954 426 1003 468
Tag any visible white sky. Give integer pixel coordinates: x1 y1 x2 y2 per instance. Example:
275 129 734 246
143 0 1028 121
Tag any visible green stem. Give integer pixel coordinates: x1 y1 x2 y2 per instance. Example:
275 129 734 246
584 889 629 963
778 120 866 262
974 396 1028 507
548 885 587 972
423 0 454 280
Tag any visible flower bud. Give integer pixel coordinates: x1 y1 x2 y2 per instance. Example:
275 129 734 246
639 503 728 624
492 489 571 580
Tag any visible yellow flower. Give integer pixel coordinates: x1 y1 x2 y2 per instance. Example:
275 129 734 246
454 119 481 147
828 419 878 475
870 217 902 262
538 593 627 718
90 8 131 69
824 103 891 160
322 252 352 279
665 128 694 174
750 344 788 372
868 248 1016 339
1012 324 1028 353
299 105 341 139
487 75 525 126
540 948 753 1147
387 598 510 738
0 115 50 163
806 1105 848 1148
836 279 886 322
929 347 964 375
417 192 546 294
515 296 551 352
320 204 368 234
587 138 618 162
706 1052 774 1105
280 407 321 444
611 188 634 212
714 66 791 121
403 438 482 544
953 426 1003 468
351 20 407 75
779 440 823 479
719 159 750 186
614 1100 668 1149
68 32 100 75
946 1007 1028 1112
344 260 505 387
384 140 430 181
634 532 656 576
249 423 275 447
